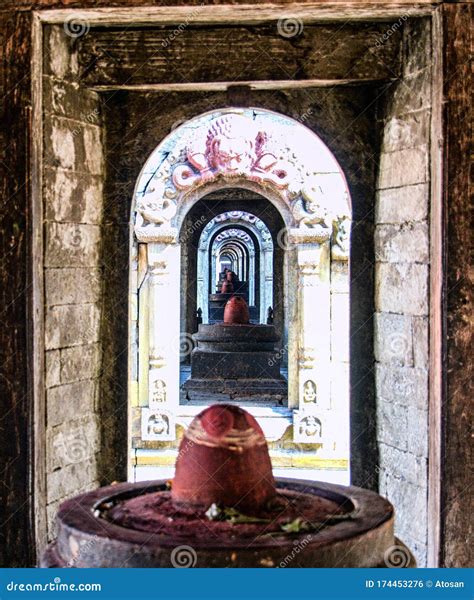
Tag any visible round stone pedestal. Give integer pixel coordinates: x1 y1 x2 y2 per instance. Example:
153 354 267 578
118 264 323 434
182 323 288 403
40 478 415 568
41 405 415 569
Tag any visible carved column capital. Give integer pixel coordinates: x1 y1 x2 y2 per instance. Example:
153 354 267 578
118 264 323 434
135 225 179 244
289 226 332 245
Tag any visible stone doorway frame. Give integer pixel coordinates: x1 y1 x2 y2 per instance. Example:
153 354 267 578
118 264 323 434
26 3 448 567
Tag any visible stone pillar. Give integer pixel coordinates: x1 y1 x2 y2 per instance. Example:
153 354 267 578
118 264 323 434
249 248 255 306
211 249 218 292
330 228 350 461
142 240 180 442
289 230 331 444
262 244 273 324
197 246 208 323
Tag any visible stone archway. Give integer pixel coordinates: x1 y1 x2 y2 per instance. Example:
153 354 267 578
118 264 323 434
131 108 351 462
196 211 274 324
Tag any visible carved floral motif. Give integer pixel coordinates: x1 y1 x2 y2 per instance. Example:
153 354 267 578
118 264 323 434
331 215 351 260
215 229 252 244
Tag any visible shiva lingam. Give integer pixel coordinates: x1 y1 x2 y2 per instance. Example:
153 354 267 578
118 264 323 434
209 270 249 323
182 296 287 403
41 405 415 568
216 269 247 295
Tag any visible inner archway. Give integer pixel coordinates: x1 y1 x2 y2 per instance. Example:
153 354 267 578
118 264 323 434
183 202 279 331
130 108 351 481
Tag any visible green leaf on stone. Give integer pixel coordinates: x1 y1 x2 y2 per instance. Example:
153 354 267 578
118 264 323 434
280 517 311 533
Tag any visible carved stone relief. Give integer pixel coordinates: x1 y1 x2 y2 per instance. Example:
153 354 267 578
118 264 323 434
294 413 323 443
131 108 351 452
299 348 316 369
172 114 291 191
134 111 350 244
303 380 318 404
331 215 351 261
214 228 252 245
141 409 175 441
150 379 167 406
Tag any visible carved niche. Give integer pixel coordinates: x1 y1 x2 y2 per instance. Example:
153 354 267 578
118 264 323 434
294 413 324 443
303 380 318 404
141 409 175 441
150 379 167 406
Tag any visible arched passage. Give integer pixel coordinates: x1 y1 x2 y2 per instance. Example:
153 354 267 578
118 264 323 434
194 211 274 325
179 196 284 351
130 108 351 477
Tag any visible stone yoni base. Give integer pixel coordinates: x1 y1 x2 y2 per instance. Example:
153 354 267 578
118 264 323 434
40 479 416 568
183 323 288 404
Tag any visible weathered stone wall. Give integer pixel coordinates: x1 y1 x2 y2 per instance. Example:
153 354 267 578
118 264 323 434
42 26 103 540
375 18 432 566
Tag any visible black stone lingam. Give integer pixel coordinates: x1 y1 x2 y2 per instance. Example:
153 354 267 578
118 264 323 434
183 296 287 404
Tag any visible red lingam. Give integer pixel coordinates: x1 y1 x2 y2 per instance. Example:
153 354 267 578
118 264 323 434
172 404 275 512
223 296 250 324
220 279 234 293
41 401 407 567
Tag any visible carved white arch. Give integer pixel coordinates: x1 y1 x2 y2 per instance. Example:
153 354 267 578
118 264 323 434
215 241 246 278
130 107 351 452
133 109 351 244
